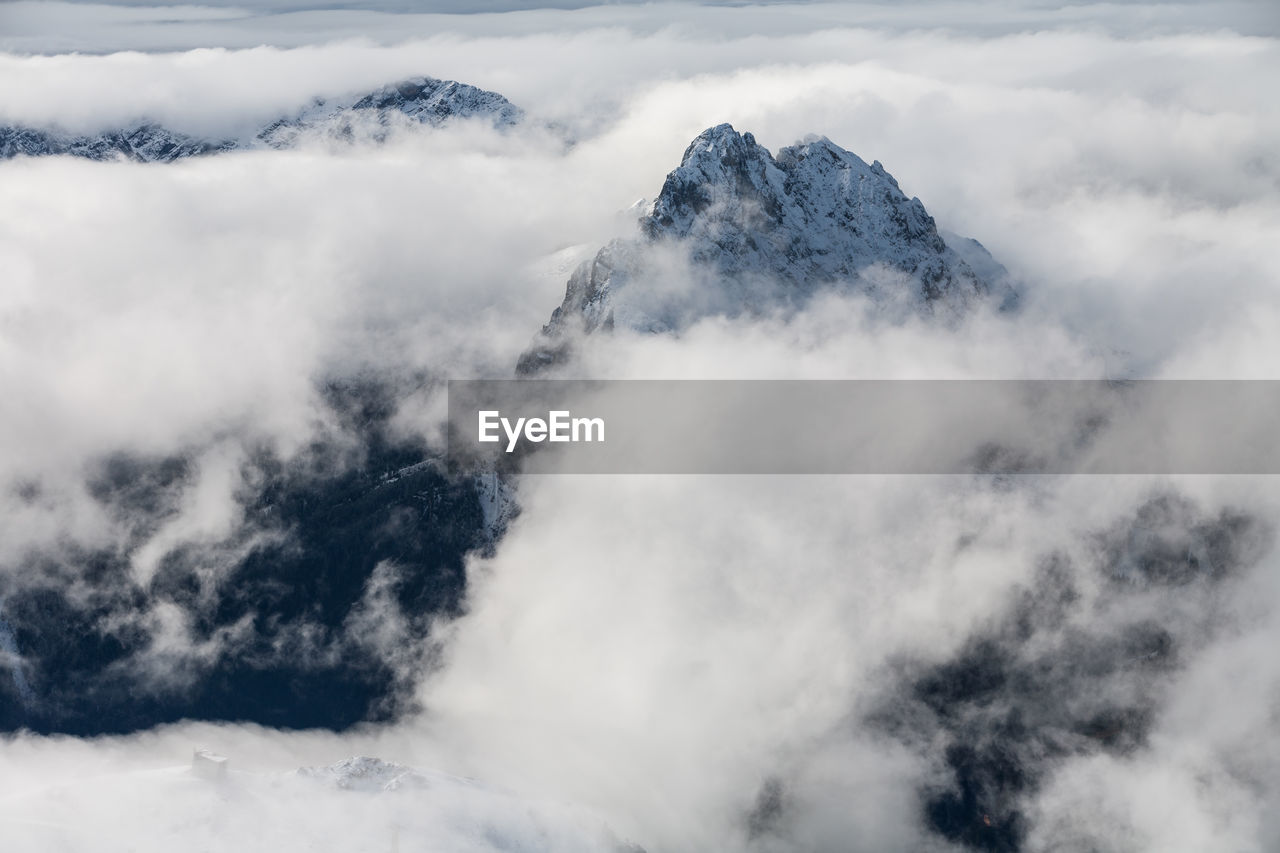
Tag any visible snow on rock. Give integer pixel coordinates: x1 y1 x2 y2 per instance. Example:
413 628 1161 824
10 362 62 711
287 756 645 852
475 469 520 544
296 756 435 793
351 77 524 127
0 753 644 852
0 123 234 162
0 75 523 162
256 76 524 149
519 123 1014 373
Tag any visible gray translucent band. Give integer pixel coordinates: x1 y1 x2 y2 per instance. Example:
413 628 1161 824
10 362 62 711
446 380 1280 474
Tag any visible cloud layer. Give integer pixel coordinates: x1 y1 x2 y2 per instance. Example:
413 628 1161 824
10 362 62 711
1 2 1278 851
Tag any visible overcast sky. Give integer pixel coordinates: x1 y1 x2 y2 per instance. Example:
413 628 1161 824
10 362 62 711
2 0 1277 55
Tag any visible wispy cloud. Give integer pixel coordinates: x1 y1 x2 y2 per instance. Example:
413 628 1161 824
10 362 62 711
0 2 1277 850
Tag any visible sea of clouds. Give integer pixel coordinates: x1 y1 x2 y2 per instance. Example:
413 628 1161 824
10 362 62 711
1 1 1278 851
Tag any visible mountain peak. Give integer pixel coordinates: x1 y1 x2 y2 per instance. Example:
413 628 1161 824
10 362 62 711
518 125 1013 373
348 76 524 127
679 123 759 161
0 74 523 162
647 123 783 240
641 125 959 273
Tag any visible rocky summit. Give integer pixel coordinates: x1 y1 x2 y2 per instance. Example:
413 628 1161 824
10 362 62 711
256 76 525 148
519 123 1013 373
0 75 523 163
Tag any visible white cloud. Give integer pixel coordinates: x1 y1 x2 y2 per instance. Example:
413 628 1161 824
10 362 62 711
0 3 1278 851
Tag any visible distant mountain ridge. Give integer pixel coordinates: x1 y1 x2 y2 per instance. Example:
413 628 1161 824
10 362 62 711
0 76 523 162
519 123 1015 373
0 123 235 162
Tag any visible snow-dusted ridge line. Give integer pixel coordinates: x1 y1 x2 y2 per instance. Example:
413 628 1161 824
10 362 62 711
294 755 486 793
518 123 1016 373
0 76 524 162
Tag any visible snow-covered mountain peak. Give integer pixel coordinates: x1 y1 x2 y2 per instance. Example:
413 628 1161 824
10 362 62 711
674 122 768 174
296 756 427 792
256 75 524 148
642 123 958 285
0 75 524 162
350 76 524 127
643 123 785 240
518 123 1013 373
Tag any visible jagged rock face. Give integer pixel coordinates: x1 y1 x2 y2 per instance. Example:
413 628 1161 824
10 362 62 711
297 756 431 793
867 493 1270 853
0 124 235 162
257 75 524 148
519 124 1005 373
0 377 492 736
647 125 966 293
0 76 522 162
352 77 524 127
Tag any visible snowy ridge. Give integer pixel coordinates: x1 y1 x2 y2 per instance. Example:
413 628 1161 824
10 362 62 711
0 123 234 162
289 756 647 852
519 123 1012 372
256 76 524 149
0 754 645 851
295 756 476 793
475 468 520 544
0 75 523 162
